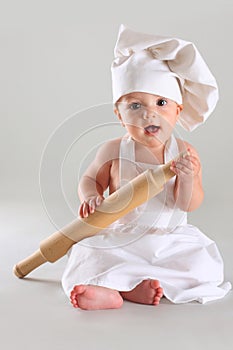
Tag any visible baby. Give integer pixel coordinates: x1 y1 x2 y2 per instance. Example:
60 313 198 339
62 25 231 310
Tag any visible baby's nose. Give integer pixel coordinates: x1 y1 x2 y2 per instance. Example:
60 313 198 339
143 109 157 120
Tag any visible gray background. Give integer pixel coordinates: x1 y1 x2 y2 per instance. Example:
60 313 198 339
1 1 232 349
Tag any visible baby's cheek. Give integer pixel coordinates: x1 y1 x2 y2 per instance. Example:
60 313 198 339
124 115 141 127
161 118 175 131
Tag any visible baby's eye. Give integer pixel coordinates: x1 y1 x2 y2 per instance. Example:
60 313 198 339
129 102 142 110
157 99 167 107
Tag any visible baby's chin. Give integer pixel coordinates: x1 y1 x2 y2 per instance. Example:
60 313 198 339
133 133 165 149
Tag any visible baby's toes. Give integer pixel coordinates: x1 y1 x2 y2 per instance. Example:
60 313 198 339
153 296 161 305
70 295 79 308
157 287 163 298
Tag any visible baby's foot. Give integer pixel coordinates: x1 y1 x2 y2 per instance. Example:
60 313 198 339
70 285 123 310
120 279 163 305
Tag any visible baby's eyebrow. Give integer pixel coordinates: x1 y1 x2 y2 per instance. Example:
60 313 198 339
124 98 142 103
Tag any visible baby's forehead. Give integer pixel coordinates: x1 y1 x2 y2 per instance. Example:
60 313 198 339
119 92 164 102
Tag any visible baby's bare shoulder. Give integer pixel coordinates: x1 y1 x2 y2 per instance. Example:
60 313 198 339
94 137 122 164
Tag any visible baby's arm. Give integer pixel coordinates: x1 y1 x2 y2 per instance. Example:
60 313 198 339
171 141 204 212
78 139 119 218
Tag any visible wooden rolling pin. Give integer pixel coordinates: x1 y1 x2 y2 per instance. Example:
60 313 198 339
13 153 185 278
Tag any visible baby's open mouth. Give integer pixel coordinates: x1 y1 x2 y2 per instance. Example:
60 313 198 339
144 125 160 135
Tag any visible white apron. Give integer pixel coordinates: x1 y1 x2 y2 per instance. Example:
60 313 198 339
62 135 231 304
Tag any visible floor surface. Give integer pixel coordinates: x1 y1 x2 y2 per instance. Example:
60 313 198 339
1 199 232 350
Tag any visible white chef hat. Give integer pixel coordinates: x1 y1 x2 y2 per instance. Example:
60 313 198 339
111 24 219 131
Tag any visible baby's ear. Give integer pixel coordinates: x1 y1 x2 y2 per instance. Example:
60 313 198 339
114 105 123 123
113 105 119 116
176 104 183 120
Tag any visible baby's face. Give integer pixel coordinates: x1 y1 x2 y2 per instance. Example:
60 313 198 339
115 92 182 147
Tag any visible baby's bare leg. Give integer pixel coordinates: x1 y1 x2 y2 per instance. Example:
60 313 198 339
70 285 123 310
120 280 163 305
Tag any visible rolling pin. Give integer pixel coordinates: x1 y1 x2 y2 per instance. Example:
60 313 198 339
13 152 185 278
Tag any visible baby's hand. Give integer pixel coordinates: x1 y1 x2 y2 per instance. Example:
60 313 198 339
79 195 104 218
170 149 201 182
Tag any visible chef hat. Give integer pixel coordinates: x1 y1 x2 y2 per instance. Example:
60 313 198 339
111 24 219 131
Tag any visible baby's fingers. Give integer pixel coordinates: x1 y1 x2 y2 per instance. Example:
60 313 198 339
181 154 200 176
174 162 193 175
89 196 104 213
89 198 96 214
175 158 193 172
79 202 89 218
79 195 104 218
96 195 104 206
